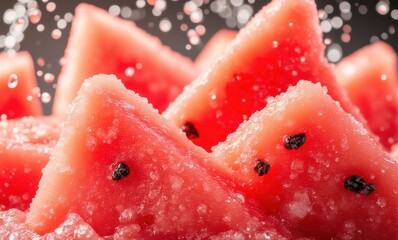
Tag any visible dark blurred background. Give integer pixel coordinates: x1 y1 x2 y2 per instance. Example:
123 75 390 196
0 0 397 114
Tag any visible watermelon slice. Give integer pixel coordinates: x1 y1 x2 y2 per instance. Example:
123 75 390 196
27 74 289 239
163 0 364 152
0 116 61 211
53 3 197 117
0 51 42 119
194 29 237 73
336 41 398 149
212 80 398 239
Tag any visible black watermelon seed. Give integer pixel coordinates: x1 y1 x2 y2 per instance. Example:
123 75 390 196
363 183 376 195
254 159 271 176
344 175 375 195
112 162 130 181
284 133 306 150
181 122 199 139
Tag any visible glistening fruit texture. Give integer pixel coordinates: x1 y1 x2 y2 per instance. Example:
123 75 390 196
0 0 398 239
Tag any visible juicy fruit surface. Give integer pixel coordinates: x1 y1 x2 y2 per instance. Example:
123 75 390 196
0 116 61 211
336 42 398 149
53 3 197 117
28 75 289 239
0 209 102 239
213 81 398 239
0 52 42 119
194 29 237 73
163 0 362 152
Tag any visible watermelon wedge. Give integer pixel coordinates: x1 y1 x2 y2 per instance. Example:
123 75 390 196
28 74 289 239
194 29 237 73
53 3 197 117
0 116 61 211
336 42 398 149
213 80 398 239
163 0 363 152
0 51 42 119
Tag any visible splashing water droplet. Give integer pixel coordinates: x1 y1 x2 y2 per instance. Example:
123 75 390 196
44 73 55 83
327 44 342 63
46 2 56 13
376 1 389 15
159 18 172 32
28 9 41 24
51 29 62 39
13 16 28 32
8 74 18 88
37 57 45 67
41 92 51 103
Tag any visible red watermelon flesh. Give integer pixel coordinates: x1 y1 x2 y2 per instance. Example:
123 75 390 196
0 209 103 239
53 3 197 118
336 41 398 150
0 51 42 119
163 0 363 152
28 74 290 239
0 116 61 211
212 80 398 239
194 29 237 73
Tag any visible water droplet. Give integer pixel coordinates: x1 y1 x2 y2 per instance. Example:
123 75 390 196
376 197 386 208
125 67 135 77
8 74 18 88
46 2 56 13
37 57 45 67
57 19 67 29
121 6 133 19
190 9 203 23
44 73 55 83
381 74 387 81
13 16 28 32
41 92 51 103
159 18 172 32
28 9 42 24
51 29 62 39
376 1 389 15
327 44 343 63
195 25 206 35
3 9 17 24
197 204 207 214
37 24 45 32
392 9 398 20
358 5 368 15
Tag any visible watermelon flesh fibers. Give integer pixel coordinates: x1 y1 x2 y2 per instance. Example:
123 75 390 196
27 74 290 239
213 80 398 239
